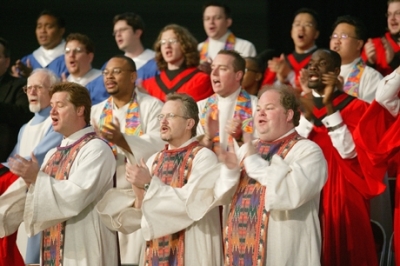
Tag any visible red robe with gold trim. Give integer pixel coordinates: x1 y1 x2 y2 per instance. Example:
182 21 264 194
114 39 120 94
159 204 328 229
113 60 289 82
142 67 213 102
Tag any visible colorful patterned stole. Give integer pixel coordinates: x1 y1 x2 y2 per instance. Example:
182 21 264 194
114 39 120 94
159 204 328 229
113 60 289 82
342 58 366 97
200 89 253 152
41 132 97 266
225 131 303 266
98 92 143 155
145 141 202 266
199 32 236 62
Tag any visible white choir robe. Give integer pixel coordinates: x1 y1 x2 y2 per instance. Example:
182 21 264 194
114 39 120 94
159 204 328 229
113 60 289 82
340 57 383 103
197 31 257 60
91 88 165 264
187 133 328 265
0 127 119 266
96 138 234 266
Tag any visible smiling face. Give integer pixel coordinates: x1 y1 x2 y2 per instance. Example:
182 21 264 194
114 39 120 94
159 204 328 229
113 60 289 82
388 2 400 35
65 40 93 77
210 53 243 97
203 6 232 40
36 15 64 49
291 13 319 53
256 89 294 142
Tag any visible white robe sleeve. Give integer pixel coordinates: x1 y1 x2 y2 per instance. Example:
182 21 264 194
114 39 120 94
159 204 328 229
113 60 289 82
124 94 165 164
375 70 400 116
358 66 382 103
242 140 327 211
321 111 356 159
140 148 221 241
296 115 314 138
0 178 27 237
24 139 116 236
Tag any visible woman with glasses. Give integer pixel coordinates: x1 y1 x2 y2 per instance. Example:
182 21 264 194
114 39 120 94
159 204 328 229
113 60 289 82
141 24 213 102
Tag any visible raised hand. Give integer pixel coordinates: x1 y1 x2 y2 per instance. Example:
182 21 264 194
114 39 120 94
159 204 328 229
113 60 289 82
364 38 377 64
217 138 239 169
8 153 40 186
382 36 395 64
11 59 33 78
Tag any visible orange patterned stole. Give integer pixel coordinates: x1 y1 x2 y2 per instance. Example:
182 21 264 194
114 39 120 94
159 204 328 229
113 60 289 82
225 132 303 266
41 132 97 266
145 141 202 266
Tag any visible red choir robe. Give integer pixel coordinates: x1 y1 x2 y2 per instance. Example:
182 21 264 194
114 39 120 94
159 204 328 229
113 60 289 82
361 32 400 76
308 91 382 266
142 67 213 102
354 100 400 265
261 49 316 87
0 164 25 266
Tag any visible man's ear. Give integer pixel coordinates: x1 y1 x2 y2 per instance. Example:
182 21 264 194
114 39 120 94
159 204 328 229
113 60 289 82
286 109 294 122
76 106 85 117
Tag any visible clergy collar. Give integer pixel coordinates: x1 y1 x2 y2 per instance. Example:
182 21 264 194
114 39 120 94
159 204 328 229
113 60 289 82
260 128 296 143
311 87 339 98
167 137 198 150
300 45 317 54
61 126 93 145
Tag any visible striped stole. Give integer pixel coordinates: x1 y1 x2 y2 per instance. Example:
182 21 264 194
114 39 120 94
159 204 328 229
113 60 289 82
41 132 97 266
342 59 366 97
200 89 253 153
145 141 202 266
225 132 303 266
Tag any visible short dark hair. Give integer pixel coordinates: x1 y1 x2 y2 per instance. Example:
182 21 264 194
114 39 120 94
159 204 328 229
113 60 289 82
294 8 320 30
113 12 145 42
66 33 95 54
261 85 301 127
0 38 10 58
154 24 199 71
202 1 231 19
38 10 66 28
332 15 367 42
217 50 246 73
50 82 92 124
109 55 137 72
166 93 199 137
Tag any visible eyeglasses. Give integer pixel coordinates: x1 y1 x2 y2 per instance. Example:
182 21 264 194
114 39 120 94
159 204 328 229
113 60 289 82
159 38 179 46
102 68 134 76
292 22 314 28
386 11 400 18
113 27 130 36
23 85 47 93
157 113 190 121
330 33 358 40
65 47 85 55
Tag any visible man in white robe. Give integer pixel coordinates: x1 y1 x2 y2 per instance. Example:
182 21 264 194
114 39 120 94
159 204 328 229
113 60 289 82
330 15 382 103
2 68 63 264
190 86 327 265
199 3 256 62
91 55 164 265
2 82 119 266
97 93 228 266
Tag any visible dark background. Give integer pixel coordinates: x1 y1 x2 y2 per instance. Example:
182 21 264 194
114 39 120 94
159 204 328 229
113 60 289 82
1 0 387 68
